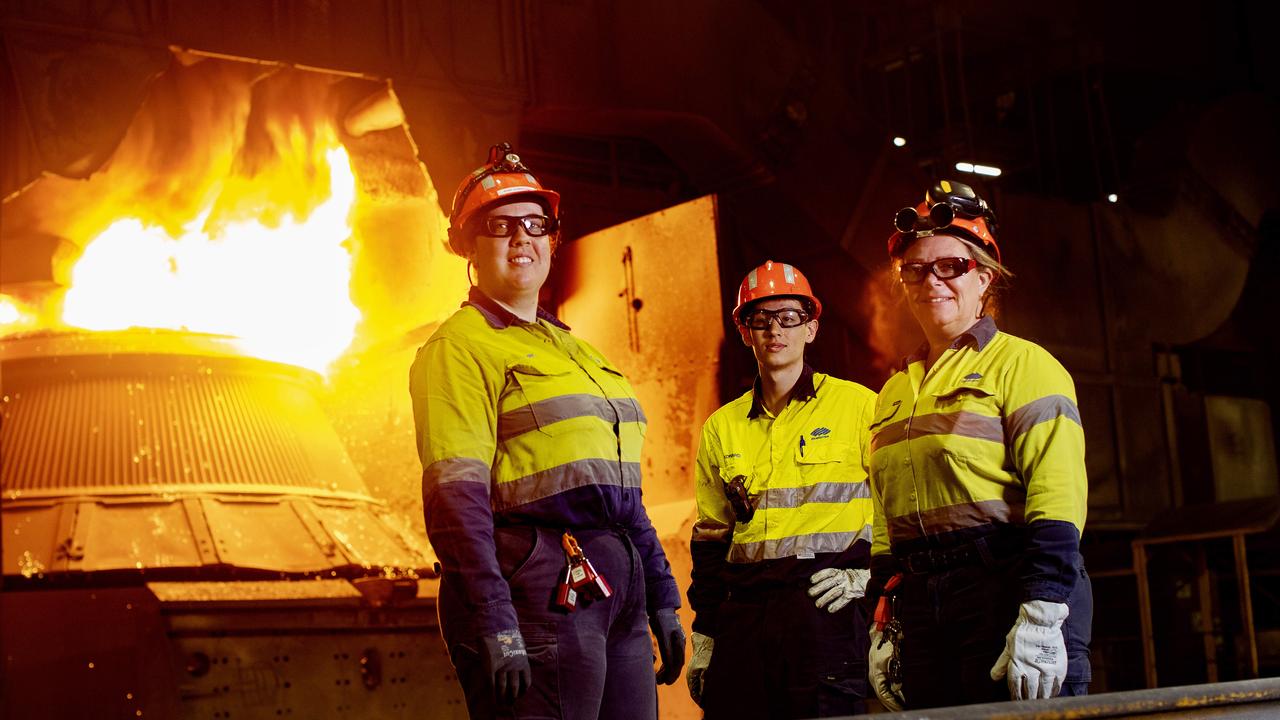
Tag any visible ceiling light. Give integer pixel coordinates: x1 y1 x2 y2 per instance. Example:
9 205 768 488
1107 193 1118 203
955 162 1001 177
892 136 907 147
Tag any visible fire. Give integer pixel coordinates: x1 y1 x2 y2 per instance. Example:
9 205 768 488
59 134 361 373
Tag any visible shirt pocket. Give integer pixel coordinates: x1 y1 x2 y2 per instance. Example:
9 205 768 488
930 381 1005 459
795 439 850 469
933 381 1000 416
506 362 578 438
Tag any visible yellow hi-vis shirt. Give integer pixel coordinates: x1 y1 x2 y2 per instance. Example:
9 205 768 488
410 289 679 636
687 366 875 633
868 316 1087 601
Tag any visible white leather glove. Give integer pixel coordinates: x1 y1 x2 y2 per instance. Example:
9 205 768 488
989 600 1069 700
686 631 714 707
807 567 870 613
868 627 905 711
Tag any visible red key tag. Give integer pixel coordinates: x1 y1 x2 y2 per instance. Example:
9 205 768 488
555 565 578 612
582 557 612 599
568 558 592 589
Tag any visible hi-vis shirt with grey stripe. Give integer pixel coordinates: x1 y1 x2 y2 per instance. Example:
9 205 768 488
867 316 1087 556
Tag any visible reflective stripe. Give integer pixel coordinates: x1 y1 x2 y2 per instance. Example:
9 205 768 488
692 519 733 542
422 457 490 495
1005 394 1081 441
492 458 641 511
497 395 645 442
887 499 1025 542
870 417 909 453
871 411 1003 453
728 526 873 563
760 481 870 509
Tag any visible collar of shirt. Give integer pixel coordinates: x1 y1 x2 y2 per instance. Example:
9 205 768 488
747 363 818 419
464 286 571 331
903 315 999 370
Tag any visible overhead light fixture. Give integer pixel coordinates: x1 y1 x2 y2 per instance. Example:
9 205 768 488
1107 193 1118 203
955 162 1001 177
892 136 907 147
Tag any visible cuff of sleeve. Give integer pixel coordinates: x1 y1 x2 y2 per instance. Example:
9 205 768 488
647 577 682 614
1021 581 1070 604
690 611 718 638
473 600 521 637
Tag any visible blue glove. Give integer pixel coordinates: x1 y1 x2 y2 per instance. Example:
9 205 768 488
650 608 687 685
480 629 531 705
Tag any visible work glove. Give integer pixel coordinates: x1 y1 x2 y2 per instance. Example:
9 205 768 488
868 627 905 711
650 608 687 685
479 629 532 705
989 600 1070 700
808 567 870 613
686 631 714 707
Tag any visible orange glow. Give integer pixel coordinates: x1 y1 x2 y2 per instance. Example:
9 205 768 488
0 294 37 334
59 131 361 373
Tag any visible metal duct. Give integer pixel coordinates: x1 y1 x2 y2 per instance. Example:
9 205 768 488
1 330 433 579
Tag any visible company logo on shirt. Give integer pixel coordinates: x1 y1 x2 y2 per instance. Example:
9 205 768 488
962 372 983 383
809 427 831 439
725 453 742 459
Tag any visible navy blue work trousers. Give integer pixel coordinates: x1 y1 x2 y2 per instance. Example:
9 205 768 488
439 526 655 720
701 584 869 719
896 551 1093 709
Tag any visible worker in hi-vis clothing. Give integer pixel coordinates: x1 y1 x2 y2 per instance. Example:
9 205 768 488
685 260 876 718
410 143 685 720
864 179 1092 710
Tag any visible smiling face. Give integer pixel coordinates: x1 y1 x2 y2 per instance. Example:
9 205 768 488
468 199 554 307
899 233 993 346
738 297 817 371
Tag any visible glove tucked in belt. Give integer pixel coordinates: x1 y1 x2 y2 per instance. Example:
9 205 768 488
808 567 869 613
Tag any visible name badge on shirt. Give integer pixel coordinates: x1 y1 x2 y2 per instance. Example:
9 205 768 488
797 551 815 560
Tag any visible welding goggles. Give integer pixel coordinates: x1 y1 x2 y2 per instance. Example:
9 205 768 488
887 180 1001 263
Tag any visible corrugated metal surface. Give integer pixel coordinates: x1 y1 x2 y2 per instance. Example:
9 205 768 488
0 336 365 495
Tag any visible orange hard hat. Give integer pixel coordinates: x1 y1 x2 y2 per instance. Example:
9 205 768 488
446 142 561 256
732 260 822 324
887 179 1001 263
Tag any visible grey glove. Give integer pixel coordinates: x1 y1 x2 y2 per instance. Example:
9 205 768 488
479 629 531 705
808 567 870 613
990 600 1069 700
650 608 686 685
686 631 714 707
868 626 905 711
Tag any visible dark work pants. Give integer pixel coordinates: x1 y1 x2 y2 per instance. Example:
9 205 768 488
701 584 868 720
439 526 655 720
897 552 1092 709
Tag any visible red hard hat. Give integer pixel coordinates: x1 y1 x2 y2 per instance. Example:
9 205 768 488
732 260 822 324
887 179 1001 263
446 143 561 256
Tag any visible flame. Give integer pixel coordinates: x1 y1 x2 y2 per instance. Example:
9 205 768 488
0 294 37 332
59 133 361 373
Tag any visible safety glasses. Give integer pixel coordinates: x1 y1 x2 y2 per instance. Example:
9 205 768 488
742 308 810 330
898 257 977 283
481 214 557 237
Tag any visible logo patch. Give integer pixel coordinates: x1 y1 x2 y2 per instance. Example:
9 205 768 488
725 453 742 459
810 427 831 439
963 372 983 382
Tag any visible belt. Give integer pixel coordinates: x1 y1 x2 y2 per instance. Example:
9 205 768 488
898 534 1022 574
